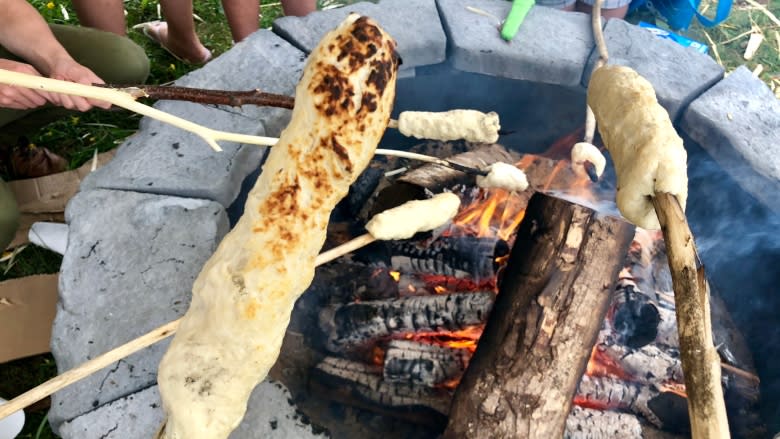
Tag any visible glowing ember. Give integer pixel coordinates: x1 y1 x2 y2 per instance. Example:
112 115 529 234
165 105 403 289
658 382 687 399
394 325 484 354
585 344 632 381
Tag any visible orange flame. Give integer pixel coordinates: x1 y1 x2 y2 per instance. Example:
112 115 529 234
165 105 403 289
449 189 527 242
396 325 484 354
585 344 633 381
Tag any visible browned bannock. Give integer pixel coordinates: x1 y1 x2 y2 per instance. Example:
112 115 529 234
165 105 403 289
155 14 399 439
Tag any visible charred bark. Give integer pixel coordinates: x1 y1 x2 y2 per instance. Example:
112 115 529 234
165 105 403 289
390 236 509 281
383 340 470 387
443 193 635 439
321 291 494 354
310 356 452 426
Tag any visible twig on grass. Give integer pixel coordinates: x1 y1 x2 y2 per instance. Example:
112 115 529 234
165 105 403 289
703 31 724 66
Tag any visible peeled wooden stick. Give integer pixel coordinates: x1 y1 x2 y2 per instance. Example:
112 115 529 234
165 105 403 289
572 0 608 182
0 69 279 152
0 71 501 150
588 65 729 438
0 194 460 421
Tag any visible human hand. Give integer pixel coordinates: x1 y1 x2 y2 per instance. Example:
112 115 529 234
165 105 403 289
0 59 52 110
46 56 111 111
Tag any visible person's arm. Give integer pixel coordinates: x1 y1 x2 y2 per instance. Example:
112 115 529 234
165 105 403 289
0 0 109 111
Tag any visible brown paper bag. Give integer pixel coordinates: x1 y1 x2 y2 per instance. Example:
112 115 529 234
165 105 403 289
0 274 59 363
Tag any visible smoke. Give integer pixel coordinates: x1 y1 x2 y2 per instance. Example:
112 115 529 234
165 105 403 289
685 141 780 432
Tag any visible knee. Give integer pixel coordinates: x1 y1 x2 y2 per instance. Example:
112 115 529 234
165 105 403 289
109 39 151 84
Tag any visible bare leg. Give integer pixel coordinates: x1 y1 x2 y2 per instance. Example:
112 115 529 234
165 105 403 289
221 0 260 42
152 0 211 64
575 1 629 19
72 0 127 36
282 0 317 17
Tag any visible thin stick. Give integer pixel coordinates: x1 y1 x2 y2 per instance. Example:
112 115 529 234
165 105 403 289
0 70 280 151
703 31 724 66
743 0 780 27
720 362 760 384
0 232 378 420
374 148 488 176
583 0 606 145
652 192 730 439
106 84 296 109
315 233 376 265
0 320 180 420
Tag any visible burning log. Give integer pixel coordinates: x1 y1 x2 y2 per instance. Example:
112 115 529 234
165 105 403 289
610 278 662 349
390 236 509 281
574 375 689 433
443 193 635 439
320 291 494 354
595 342 684 387
310 356 452 424
565 406 642 439
383 340 470 387
311 262 399 303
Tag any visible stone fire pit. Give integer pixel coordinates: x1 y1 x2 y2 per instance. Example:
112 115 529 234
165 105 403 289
48 0 780 437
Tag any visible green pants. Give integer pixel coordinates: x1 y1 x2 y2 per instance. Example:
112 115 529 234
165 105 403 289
0 24 150 134
0 24 149 251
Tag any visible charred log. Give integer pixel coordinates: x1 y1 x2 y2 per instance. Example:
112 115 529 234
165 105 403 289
383 340 470 387
321 292 494 353
369 144 518 215
574 375 689 433
311 356 452 426
565 406 642 439
443 193 634 439
594 342 684 386
390 236 509 281
610 278 661 349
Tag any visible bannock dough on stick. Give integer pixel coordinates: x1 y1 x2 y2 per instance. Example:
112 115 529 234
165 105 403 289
587 65 688 230
365 192 461 240
397 109 500 143
155 14 399 439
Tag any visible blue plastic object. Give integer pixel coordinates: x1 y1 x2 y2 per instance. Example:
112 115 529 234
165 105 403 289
649 0 732 30
639 21 709 53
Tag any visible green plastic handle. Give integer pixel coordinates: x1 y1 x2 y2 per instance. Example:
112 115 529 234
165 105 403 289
500 0 535 41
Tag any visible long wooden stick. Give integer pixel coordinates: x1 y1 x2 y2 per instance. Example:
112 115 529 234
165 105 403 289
0 233 377 420
108 84 296 109
0 69 280 152
652 192 729 438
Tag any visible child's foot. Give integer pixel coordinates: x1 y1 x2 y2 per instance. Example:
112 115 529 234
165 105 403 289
134 21 212 65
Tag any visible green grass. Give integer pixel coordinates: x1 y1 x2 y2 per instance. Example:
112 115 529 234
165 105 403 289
2 0 778 437
686 0 780 94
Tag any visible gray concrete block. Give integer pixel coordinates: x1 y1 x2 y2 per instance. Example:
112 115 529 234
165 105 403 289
272 0 447 70
582 19 723 121
437 0 595 87
49 189 229 429
58 381 327 439
681 66 780 212
81 30 305 206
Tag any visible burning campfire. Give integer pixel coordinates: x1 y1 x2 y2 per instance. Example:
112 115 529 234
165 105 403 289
275 138 764 439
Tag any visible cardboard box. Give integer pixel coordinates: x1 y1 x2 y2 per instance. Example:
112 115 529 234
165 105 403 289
0 274 59 363
5 150 115 250
8 149 116 214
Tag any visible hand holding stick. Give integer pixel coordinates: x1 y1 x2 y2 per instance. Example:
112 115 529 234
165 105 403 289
0 69 280 152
